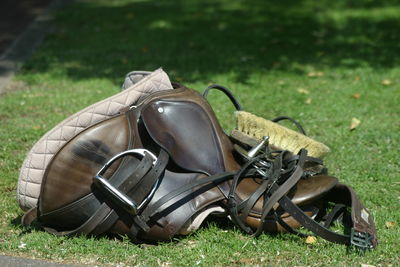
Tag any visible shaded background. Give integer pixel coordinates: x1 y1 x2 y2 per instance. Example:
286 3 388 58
18 0 400 84
0 0 52 54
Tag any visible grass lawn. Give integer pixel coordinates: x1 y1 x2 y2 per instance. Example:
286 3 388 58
1 0 399 266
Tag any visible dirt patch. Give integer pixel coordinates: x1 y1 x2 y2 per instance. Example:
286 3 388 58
0 80 29 95
0 0 52 54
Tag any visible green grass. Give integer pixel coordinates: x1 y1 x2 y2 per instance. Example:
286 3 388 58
1 0 400 265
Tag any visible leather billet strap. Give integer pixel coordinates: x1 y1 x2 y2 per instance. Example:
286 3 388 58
124 149 170 240
272 207 318 238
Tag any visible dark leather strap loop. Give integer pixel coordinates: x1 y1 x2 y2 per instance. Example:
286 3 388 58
273 211 308 238
21 207 38 227
271 116 307 136
323 204 347 228
203 84 242 111
119 154 154 193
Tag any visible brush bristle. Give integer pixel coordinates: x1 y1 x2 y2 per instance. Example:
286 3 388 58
235 111 330 158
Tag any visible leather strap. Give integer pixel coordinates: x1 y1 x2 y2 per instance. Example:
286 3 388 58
42 203 112 236
203 84 242 111
126 149 169 239
278 195 350 244
227 156 264 234
273 184 377 249
127 150 169 207
253 150 307 237
323 203 347 227
324 184 378 248
21 207 38 227
141 171 236 222
271 116 307 135
226 149 307 236
225 143 376 248
119 154 154 193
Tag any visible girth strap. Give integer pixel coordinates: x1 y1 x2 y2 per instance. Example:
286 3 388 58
141 171 236 222
276 183 378 249
278 194 350 245
43 203 113 236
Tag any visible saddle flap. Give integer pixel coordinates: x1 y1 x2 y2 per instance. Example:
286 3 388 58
141 99 225 175
39 114 132 214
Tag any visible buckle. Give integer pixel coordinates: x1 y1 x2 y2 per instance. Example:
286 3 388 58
248 136 269 158
350 228 373 251
93 149 158 215
253 165 268 177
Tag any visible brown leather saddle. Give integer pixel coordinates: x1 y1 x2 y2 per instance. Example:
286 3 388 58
22 84 377 250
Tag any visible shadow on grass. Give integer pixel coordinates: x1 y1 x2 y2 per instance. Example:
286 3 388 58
19 0 400 85
10 215 43 236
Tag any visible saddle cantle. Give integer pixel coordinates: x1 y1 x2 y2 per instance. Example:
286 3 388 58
22 84 377 249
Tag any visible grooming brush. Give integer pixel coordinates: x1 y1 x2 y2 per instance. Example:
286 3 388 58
233 111 330 158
